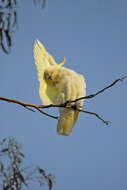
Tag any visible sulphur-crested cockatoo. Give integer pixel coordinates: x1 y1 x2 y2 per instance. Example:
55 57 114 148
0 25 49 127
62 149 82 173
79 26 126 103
33 40 86 136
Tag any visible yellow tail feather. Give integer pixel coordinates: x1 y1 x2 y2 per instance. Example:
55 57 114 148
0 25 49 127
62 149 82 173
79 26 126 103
57 108 80 136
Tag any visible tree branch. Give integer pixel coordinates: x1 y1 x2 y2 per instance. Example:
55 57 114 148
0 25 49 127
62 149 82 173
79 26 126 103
65 74 127 104
0 75 126 124
76 109 111 125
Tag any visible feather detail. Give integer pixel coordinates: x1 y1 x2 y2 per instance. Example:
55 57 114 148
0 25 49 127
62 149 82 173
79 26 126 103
33 40 57 104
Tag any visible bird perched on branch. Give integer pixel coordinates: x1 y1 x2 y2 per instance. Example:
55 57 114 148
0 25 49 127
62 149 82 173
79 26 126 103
33 40 86 136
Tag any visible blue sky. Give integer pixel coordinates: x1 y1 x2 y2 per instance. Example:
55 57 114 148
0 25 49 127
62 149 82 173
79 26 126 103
1 0 127 190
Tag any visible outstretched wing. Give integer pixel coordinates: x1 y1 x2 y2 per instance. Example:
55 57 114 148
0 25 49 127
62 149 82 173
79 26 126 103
34 40 57 80
33 40 57 105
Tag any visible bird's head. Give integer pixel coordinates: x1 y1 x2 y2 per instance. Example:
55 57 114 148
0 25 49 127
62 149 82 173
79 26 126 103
43 57 66 86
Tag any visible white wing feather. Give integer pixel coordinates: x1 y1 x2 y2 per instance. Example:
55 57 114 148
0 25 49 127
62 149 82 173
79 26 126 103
34 40 57 104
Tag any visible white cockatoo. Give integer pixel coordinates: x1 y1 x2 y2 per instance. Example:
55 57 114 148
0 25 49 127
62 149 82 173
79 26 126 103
33 40 86 136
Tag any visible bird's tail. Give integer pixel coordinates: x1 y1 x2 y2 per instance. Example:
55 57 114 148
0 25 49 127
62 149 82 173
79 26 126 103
57 108 80 136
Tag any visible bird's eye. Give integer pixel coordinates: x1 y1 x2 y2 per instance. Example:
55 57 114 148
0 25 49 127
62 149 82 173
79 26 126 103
44 72 51 80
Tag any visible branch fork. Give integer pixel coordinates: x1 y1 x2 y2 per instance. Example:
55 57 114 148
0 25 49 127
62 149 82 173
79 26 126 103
0 75 126 125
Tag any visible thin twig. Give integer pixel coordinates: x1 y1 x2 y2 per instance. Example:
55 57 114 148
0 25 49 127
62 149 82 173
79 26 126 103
35 107 58 119
22 105 36 112
78 109 110 125
65 74 127 104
